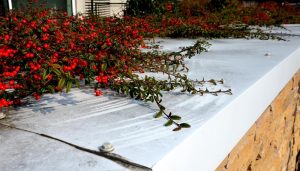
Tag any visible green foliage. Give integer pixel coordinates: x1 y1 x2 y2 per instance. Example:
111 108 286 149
124 0 179 16
124 0 156 16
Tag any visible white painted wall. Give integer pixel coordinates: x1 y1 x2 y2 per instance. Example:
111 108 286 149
74 0 127 16
75 0 86 15
8 0 12 9
110 0 127 17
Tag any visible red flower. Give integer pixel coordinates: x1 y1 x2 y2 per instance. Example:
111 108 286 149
33 93 41 100
36 47 42 51
0 99 12 107
47 75 53 81
43 43 50 49
9 80 15 85
242 16 251 24
95 75 109 85
4 35 10 42
166 3 173 13
257 12 270 21
95 90 103 96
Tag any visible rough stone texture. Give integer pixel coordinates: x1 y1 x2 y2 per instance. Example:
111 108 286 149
217 70 300 171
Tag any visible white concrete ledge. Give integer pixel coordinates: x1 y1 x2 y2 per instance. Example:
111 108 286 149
153 43 300 171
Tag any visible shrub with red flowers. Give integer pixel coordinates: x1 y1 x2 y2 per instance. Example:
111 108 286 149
0 6 234 130
125 0 299 39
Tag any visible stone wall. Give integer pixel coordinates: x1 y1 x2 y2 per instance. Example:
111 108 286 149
217 70 300 171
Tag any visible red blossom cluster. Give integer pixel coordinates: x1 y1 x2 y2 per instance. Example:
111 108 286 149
0 47 17 58
0 99 12 108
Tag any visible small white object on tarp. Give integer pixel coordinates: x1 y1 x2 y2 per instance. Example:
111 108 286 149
0 112 6 120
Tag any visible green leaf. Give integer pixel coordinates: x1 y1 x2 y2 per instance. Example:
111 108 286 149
52 64 62 69
180 123 191 128
47 85 55 93
158 92 162 97
159 105 165 110
66 81 72 93
74 80 80 88
129 90 134 98
170 115 181 120
58 78 66 89
209 79 217 85
42 69 47 80
52 68 61 76
154 111 163 118
101 63 107 71
101 44 107 49
173 126 182 131
164 120 173 127
32 34 38 39
40 87 45 93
